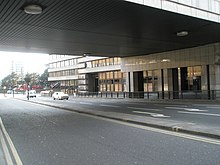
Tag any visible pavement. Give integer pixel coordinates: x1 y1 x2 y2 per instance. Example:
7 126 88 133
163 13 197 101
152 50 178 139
1 95 220 164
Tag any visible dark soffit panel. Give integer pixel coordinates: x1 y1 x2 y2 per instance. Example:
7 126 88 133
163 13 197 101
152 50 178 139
0 0 220 57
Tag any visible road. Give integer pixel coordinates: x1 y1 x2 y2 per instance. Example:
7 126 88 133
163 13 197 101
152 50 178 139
30 95 220 127
0 96 220 164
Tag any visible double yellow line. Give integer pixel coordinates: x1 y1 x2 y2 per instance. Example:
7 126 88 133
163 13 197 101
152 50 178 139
0 117 23 165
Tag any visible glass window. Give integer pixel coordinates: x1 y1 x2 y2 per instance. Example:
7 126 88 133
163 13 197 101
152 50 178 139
65 60 69 66
114 71 118 79
106 72 110 79
114 57 121 65
86 62 91 68
144 70 158 92
109 72 113 79
187 66 201 91
115 84 119 92
109 58 113 65
106 58 110 66
97 71 125 92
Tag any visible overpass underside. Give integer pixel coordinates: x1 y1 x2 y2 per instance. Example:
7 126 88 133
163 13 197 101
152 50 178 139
0 0 220 57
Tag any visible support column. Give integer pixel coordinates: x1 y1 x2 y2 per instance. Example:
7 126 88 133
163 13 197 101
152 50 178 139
209 64 220 99
129 72 134 92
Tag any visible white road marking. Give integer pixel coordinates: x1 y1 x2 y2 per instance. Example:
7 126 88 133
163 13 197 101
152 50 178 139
0 117 23 165
150 114 170 118
132 111 170 118
128 107 162 112
166 107 188 110
178 111 220 117
132 111 155 115
100 104 120 108
166 107 208 112
184 108 208 112
79 102 93 105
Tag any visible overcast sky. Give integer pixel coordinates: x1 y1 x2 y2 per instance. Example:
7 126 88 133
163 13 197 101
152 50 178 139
0 51 49 80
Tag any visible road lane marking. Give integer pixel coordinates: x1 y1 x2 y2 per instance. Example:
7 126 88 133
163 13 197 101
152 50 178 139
178 111 220 117
79 102 93 105
150 114 170 118
100 104 120 108
184 108 208 112
0 128 13 165
128 107 162 112
166 107 208 112
0 117 23 165
132 111 170 118
132 111 155 115
166 107 188 110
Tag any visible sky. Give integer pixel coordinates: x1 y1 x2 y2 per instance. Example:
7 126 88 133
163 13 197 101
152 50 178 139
0 51 49 80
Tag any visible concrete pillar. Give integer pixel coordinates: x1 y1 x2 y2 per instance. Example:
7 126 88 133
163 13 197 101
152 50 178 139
157 69 163 92
201 65 208 91
125 72 130 92
125 72 134 92
209 64 220 99
130 72 134 92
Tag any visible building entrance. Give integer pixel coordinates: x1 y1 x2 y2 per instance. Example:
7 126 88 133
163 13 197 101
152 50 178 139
88 73 99 92
171 66 202 99
133 71 144 98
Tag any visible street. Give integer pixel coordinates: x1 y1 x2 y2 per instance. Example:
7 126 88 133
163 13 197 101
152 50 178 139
0 96 220 164
28 95 220 128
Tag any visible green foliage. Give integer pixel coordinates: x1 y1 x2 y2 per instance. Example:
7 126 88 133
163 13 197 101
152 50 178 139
1 68 50 89
1 72 20 89
39 68 51 89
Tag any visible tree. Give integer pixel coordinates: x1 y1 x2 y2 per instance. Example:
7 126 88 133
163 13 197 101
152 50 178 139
39 69 51 89
1 72 20 89
1 69 50 91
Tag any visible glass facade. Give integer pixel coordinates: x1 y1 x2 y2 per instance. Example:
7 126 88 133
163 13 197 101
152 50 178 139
143 70 158 92
87 57 121 68
98 71 126 92
49 69 78 77
48 55 124 93
49 58 77 69
60 80 78 94
187 65 202 91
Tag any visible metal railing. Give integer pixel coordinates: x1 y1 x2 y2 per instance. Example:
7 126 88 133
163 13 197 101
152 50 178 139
76 90 220 100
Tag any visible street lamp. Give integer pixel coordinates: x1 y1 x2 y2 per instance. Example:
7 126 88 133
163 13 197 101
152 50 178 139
24 75 31 100
3 86 6 97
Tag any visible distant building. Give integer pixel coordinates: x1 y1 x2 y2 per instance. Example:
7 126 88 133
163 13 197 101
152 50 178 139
10 60 24 77
48 55 125 94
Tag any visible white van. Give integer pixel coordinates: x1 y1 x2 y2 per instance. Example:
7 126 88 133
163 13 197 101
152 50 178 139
27 90 37 98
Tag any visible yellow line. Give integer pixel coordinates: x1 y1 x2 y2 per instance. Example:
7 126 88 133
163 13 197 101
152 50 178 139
0 117 23 165
0 128 13 165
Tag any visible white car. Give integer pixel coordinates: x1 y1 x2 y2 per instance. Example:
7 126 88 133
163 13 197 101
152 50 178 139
52 92 69 100
27 90 37 98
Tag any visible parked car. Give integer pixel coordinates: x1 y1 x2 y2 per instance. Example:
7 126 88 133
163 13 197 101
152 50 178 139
27 90 37 98
52 92 69 100
7 90 13 94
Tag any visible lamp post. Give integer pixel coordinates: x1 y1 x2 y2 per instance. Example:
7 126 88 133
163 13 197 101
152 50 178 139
3 86 6 97
24 75 31 100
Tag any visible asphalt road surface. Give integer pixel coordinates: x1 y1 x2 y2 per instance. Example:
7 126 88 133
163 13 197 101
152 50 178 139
32 96 220 127
0 97 220 164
